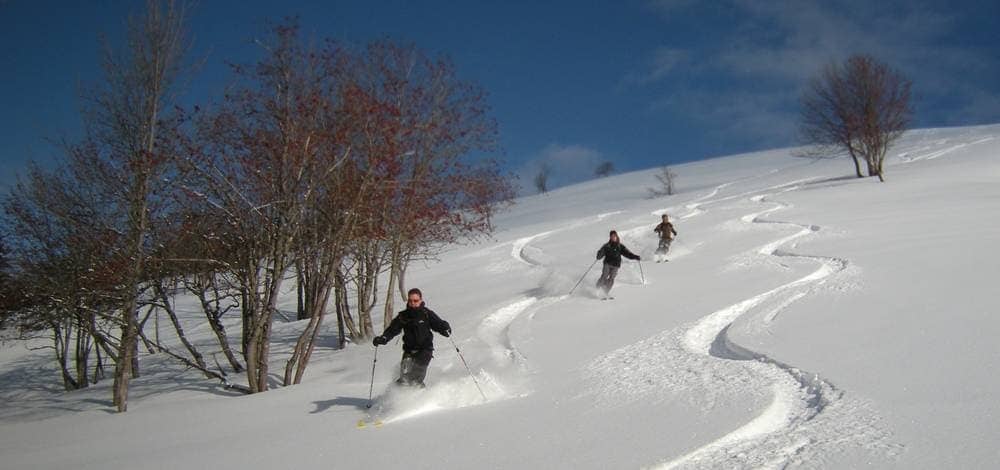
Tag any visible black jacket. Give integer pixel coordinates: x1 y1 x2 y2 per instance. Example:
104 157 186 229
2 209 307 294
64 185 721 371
380 305 451 352
596 241 639 267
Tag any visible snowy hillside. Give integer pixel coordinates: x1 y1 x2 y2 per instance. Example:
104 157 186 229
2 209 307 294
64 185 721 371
2 124 999 469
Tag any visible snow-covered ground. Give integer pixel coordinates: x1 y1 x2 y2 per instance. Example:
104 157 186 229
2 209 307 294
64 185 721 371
2 124 999 469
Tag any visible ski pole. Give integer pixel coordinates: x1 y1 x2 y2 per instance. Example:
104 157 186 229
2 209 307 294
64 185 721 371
637 258 645 285
569 258 599 295
366 345 378 409
449 337 488 401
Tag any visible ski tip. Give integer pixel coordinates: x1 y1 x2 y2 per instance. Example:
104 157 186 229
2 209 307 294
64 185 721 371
357 419 384 429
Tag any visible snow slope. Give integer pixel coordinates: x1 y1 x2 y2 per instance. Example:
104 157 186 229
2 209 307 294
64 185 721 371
2 124 999 469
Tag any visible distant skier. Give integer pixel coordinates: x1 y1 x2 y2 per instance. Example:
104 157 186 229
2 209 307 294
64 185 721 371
595 230 640 299
653 214 678 262
372 288 451 387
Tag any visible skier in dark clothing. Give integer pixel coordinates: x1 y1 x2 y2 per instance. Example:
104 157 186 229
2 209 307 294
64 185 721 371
373 288 451 387
596 230 640 298
653 214 678 262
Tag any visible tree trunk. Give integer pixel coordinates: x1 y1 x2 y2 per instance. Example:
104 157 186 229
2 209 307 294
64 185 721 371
334 269 349 349
383 259 399 328
294 310 325 384
875 146 887 182
296 259 307 320
397 254 409 302
191 274 244 373
848 148 864 178
89 312 113 383
112 304 139 411
284 282 332 385
356 249 379 338
54 321 79 391
156 284 210 377
74 315 91 389
138 305 159 354
245 255 287 393
241 287 252 360
93 342 105 383
335 269 361 342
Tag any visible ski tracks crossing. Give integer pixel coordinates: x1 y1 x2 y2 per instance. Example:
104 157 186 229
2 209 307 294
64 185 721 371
470 212 622 395
581 181 900 469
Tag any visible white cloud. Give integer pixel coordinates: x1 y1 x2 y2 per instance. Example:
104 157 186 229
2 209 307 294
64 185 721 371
516 143 606 194
656 89 799 151
626 0 998 149
620 47 688 87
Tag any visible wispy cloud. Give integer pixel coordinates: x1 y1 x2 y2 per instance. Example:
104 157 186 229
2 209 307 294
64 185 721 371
654 89 798 152
620 47 688 88
631 0 1000 150
516 143 606 194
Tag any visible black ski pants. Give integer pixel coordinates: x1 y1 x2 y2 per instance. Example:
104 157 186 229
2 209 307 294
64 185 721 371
596 263 619 293
397 349 433 387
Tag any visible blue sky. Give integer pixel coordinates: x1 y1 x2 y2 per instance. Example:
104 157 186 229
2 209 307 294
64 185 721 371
1 0 998 193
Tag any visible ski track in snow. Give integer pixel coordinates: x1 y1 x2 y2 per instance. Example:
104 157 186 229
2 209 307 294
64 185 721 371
897 136 995 163
673 169 784 221
472 214 617 395
375 212 619 423
580 181 900 469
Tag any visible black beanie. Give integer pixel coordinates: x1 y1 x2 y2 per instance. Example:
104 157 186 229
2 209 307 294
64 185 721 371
609 230 618 237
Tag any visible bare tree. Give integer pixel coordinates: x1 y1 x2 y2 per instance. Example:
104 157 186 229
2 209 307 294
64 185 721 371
2 162 121 391
594 161 614 178
534 164 551 194
336 40 513 330
648 166 677 197
79 0 192 412
183 21 342 392
155 209 245 374
3 15 514 399
285 36 517 380
800 54 913 182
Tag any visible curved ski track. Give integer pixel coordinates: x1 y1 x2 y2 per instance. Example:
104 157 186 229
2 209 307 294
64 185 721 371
582 182 898 469
475 213 620 380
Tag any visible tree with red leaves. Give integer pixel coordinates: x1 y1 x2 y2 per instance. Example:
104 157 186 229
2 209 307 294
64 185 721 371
333 40 515 329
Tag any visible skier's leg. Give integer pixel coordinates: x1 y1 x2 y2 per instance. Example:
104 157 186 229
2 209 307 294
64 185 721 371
605 265 620 291
597 263 613 293
397 354 414 385
409 350 433 387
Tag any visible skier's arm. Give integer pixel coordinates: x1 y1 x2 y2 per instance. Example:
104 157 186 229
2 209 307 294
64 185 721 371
380 317 403 341
596 244 606 260
622 245 640 261
426 309 451 337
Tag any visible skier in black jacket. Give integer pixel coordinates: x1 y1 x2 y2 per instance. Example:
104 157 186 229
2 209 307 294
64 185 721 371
596 230 640 298
373 288 451 387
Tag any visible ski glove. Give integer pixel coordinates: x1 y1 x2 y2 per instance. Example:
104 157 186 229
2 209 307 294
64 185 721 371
373 336 388 346
442 328 451 338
